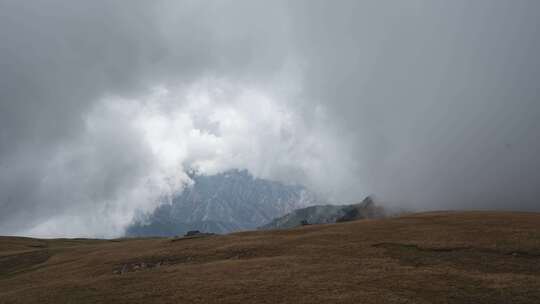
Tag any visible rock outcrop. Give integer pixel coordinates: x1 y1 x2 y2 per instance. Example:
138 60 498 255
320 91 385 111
259 196 385 230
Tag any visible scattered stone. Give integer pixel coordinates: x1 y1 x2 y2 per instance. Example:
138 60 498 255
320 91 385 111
114 260 167 275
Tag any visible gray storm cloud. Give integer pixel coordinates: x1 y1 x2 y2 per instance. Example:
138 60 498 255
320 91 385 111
0 0 539 237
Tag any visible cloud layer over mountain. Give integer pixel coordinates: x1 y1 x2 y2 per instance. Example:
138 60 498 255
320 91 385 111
1 1 539 237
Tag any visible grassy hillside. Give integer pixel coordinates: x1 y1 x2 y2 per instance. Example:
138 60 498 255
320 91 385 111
1 211 540 303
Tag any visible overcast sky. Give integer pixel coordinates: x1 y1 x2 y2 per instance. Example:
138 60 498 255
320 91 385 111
1 0 539 237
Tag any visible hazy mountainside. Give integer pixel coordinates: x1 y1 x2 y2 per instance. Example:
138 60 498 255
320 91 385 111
260 196 384 230
126 169 320 237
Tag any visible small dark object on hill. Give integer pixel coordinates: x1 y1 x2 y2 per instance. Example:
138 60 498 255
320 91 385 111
171 231 215 242
185 230 202 237
300 220 310 226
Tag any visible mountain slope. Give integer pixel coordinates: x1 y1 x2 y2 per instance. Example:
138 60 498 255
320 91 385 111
2 211 540 303
260 196 384 230
126 169 320 236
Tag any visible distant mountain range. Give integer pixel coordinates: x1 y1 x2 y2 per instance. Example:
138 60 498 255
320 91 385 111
259 196 385 230
126 169 321 237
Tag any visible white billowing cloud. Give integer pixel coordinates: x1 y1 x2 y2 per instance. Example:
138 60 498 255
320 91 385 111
22 78 357 237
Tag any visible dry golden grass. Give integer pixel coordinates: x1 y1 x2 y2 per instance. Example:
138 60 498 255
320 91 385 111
1 211 540 303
